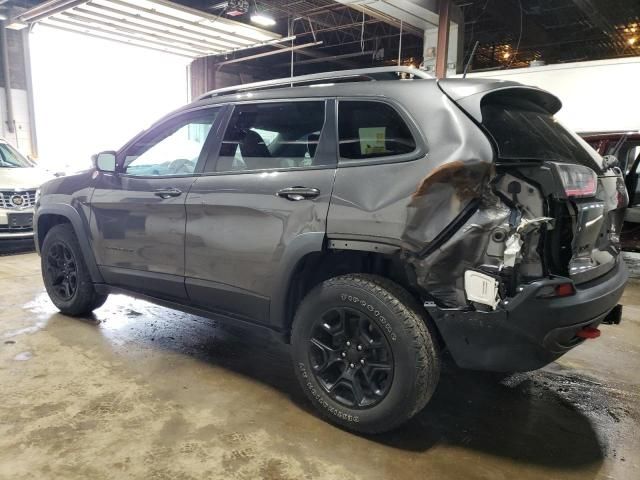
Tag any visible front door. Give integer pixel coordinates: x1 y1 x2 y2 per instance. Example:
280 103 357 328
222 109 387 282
90 107 222 299
185 99 337 325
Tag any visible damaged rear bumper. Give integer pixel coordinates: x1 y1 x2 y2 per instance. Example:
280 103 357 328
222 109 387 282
425 259 628 372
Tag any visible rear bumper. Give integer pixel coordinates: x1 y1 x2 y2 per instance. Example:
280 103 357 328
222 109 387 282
426 259 628 372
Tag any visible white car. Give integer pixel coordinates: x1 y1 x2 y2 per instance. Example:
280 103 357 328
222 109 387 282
0 139 52 240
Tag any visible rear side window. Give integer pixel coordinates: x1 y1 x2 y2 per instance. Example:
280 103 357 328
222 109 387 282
338 101 416 160
214 101 327 172
481 97 598 168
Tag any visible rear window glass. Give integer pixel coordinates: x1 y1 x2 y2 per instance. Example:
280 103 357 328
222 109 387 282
338 101 416 159
481 98 598 168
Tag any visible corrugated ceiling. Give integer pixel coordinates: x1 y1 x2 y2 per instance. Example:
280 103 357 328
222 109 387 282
37 0 281 57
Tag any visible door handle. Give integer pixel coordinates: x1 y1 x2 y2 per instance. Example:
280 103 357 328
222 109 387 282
276 187 320 201
154 188 183 199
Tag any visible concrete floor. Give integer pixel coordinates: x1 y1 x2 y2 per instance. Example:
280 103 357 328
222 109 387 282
1 252 639 480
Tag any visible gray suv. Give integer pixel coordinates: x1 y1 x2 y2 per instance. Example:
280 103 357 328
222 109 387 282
35 67 628 434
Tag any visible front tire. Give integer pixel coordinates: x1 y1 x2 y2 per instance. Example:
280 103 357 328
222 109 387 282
291 274 440 434
41 224 108 316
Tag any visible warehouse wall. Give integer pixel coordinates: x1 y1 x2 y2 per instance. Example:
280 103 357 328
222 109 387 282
189 57 277 99
463 56 640 133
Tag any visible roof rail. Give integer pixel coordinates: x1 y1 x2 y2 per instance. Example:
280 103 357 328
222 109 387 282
196 66 433 101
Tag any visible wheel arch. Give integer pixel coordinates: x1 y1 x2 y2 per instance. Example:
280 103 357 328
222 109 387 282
36 205 103 283
273 238 429 342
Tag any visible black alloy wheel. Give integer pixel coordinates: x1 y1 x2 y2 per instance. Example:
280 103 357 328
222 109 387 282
45 241 78 301
292 274 441 433
308 306 394 409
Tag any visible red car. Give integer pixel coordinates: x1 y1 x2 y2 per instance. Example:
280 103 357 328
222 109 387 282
582 131 640 222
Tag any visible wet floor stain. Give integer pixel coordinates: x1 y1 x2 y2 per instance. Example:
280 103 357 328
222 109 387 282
13 351 33 361
1 252 639 480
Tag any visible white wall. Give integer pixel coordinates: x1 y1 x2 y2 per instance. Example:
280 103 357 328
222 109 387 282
30 26 191 171
462 56 640 133
0 88 33 156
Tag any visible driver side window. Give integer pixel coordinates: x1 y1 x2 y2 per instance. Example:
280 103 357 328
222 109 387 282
124 109 219 177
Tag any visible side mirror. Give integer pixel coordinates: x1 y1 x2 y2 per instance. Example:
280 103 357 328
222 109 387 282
93 151 117 172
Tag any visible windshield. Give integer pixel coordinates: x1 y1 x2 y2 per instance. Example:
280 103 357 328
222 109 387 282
481 97 600 170
0 143 33 168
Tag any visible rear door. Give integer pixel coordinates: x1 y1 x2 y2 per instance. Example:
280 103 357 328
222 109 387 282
90 107 222 299
184 99 336 326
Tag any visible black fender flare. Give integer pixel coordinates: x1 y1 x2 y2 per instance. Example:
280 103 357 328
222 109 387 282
268 231 325 333
35 204 104 283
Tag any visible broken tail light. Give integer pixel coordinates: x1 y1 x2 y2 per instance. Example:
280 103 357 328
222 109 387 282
554 163 598 198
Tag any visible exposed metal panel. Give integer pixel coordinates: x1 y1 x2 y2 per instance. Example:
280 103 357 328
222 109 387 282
24 0 282 58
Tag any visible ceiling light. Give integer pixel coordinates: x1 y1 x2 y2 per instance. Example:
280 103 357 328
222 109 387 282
629 37 638 46
503 52 510 59
250 14 275 27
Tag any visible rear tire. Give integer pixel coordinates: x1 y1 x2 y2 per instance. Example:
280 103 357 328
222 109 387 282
41 224 108 316
291 274 440 434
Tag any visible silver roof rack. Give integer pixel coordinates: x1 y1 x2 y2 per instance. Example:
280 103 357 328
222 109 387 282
196 66 433 101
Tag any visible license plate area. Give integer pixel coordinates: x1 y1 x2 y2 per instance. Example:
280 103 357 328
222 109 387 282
8 212 33 228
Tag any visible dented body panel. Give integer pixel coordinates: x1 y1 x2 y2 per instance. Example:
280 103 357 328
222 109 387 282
327 81 494 251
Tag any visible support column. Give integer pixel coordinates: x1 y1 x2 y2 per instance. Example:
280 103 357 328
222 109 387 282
423 0 462 77
435 0 450 79
0 23 36 157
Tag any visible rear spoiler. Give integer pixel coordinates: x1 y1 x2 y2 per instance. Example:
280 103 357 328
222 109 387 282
437 78 562 123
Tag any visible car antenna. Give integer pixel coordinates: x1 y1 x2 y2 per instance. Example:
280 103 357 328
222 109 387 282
463 41 480 78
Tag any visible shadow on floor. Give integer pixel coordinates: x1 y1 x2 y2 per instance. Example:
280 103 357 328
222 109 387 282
67 304 605 471
376 366 604 469
0 239 36 256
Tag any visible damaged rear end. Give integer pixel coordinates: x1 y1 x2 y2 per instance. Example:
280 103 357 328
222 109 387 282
415 80 628 372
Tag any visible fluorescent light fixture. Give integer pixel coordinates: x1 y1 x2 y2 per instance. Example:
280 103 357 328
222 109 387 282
6 21 29 30
250 14 275 27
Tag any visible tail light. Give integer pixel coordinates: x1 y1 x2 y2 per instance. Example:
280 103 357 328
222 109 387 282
554 164 598 198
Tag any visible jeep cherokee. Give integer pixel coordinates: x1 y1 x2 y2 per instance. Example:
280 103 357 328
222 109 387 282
34 67 628 434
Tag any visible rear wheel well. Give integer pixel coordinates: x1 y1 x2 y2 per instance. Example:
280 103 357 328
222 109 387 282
37 214 71 250
284 250 424 337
